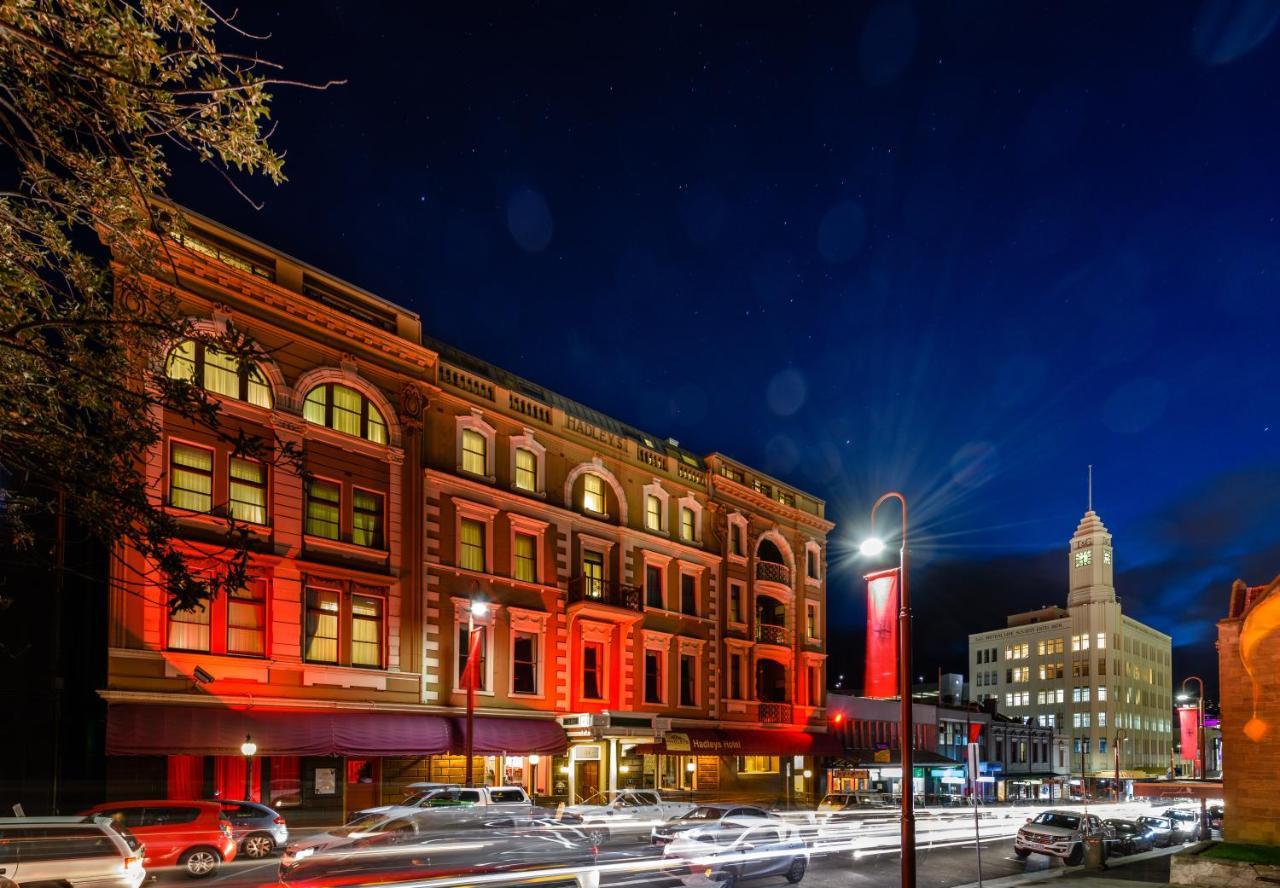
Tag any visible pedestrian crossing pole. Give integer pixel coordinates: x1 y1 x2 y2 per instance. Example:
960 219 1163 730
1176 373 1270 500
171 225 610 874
968 741 983 888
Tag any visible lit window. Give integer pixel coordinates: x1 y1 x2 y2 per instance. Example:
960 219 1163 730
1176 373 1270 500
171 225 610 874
304 588 339 664
513 630 538 694
461 428 487 476
583 474 605 513
351 594 383 667
645 494 662 531
169 443 213 513
228 458 267 524
168 599 210 652
165 339 272 408
737 756 778 774
306 480 341 540
227 585 265 656
352 489 384 548
514 533 537 583
459 518 485 572
582 643 604 700
582 550 605 598
806 602 819 639
514 447 536 491
679 506 695 541
302 383 386 443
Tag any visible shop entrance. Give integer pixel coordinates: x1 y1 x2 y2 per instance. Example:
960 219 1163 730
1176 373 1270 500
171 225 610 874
574 760 599 803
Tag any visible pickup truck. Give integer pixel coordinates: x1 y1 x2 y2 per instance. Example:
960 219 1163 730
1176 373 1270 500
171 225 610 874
565 789 696 844
352 785 532 820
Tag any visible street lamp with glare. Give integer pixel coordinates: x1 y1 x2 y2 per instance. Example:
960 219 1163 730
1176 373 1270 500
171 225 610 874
240 734 256 801
859 537 886 557
686 760 696 802
464 596 489 787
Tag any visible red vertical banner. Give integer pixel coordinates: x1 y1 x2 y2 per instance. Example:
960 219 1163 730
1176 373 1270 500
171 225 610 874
864 568 900 698
1178 707 1199 761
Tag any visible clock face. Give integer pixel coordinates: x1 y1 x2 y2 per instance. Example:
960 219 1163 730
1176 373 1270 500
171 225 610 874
1075 549 1093 567
1103 549 1112 565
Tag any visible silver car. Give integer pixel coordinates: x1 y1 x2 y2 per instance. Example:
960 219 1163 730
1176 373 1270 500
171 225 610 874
0 816 145 887
216 800 289 859
663 817 808 888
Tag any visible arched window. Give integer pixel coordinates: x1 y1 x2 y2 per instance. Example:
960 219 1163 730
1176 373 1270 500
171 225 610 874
165 339 272 408
582 474 606 514
302 383 387 443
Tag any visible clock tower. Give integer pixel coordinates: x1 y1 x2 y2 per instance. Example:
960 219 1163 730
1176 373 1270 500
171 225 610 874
1067 508 1115 606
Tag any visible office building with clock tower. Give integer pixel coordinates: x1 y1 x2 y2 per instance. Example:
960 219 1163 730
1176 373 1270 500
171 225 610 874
968 501 1173 794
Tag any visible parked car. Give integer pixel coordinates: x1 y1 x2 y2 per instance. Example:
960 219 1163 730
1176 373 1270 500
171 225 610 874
0 816 146 888
1103 819 1155 855
1014 810 1110 866
81 800 237 878
567 789 697 844
651 805 774 845
352 785 532 820
1163 808 1202 840
662 818 808 888
216 800 288 859
1135 815 1180 847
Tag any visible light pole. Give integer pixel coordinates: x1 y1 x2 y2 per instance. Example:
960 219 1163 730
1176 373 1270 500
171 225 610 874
239 734 257 801
465 598 488 787
1179 676 1209 841
1113 731 1127 801
529 754 540 799
859 491 914 888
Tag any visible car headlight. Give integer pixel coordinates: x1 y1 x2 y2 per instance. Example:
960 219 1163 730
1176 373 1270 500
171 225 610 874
292 847 314 861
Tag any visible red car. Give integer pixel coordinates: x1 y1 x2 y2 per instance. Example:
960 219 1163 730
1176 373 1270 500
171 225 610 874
81 800 237 878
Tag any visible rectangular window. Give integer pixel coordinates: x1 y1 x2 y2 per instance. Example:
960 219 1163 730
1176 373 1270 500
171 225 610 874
331 384 364 438
168 599 211 652
729 653 742 699
582 642 603 700
228 457 267 524
730 524 744 556
514 533 537 583
680 573 697 615
644 650 663 703
350 594 383 667
645 564 663 609
514 447 536 491
1098 711 1107 727
202 347 241 400
352 489 384 549
461 428 487 475
1096 632 1106 651
583 474 605 513
457 624 488 691
645 494 662 531
737 755 778 774
729 583 743 623
806 602 819 639
459 518 485 572
227 585 265 656
679 506 695 541
512 630 538 694
679 654 696 706
306 479 341 540
807 548 819 579
582 549 604 598
170 442 213 512
304 587 339 664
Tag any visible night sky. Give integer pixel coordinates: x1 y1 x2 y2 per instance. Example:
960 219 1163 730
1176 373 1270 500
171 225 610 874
174 2 1280 701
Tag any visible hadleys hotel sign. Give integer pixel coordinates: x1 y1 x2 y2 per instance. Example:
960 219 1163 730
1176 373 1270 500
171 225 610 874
565 415 627 451
663 732 746 754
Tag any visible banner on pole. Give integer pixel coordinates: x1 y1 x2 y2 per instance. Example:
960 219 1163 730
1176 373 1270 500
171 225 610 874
1178 706 1199 762
864 568 899 698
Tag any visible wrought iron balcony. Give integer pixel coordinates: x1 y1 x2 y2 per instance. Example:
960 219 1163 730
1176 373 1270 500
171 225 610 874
758 701 793 724
755 561 791 585
755 623 789 646
568 576 643 612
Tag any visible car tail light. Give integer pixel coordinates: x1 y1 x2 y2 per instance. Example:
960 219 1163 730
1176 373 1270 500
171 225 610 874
274 816 286 825
220 821 233 838
123 855 141 870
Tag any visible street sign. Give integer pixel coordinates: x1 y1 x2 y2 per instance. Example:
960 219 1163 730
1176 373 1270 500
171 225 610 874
967 742 981 779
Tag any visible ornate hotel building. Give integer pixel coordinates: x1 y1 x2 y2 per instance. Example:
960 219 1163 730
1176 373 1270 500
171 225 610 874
968 508 1173 792
101 207 835 819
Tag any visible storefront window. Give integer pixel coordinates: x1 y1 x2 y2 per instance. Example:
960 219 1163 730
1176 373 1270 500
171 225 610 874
737 755 779 774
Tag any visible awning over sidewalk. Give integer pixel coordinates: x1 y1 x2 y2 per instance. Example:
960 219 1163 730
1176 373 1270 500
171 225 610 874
627 728 844 756
449 716 568 755
825 748 961 769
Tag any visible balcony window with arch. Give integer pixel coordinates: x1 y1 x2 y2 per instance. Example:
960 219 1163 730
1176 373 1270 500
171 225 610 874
755 537 791 585
303 383 387 444
165 339 273 408
756 594 787 645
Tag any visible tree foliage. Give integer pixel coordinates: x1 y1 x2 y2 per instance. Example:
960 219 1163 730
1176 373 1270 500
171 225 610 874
0 0 330 614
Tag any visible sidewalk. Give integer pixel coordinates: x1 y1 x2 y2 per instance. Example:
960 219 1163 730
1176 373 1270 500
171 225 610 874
953 843 1179 888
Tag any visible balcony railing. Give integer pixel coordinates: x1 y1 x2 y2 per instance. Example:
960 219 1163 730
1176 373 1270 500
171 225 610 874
758 701 793 724
755 623 789 646
567 576 643 613
755 561 791 585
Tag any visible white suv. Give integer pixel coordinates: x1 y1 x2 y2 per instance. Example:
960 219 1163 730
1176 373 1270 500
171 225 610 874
1015 810 1109 866
0 816 146 887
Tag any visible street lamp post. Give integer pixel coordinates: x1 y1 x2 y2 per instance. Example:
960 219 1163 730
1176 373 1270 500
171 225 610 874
686 760 696 803
860 491 914 888
239 734 257 802
1113 731 1127 802
529 754 540 800
1180 676 1209 841
465 599 488 787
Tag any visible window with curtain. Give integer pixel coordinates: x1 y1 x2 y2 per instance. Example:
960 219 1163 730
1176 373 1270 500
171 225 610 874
459 518 485 572
513 533 536 583
679 654 696 706
644 650 663 703
457 624 487 691
582 550 604 598
582 643 603 699
645 564 663 609
582 474 605 513
227 585 265 656
228 457 267 524
680 506 695 541
302 383 387 443
461 428 487 475
806 602 818 639
168 600 210 651
306 480 341 540
512 630 538 694
352 489 384 548
351 594 382 667
645 494 662 530
165 339 272 408
304 587 339 663
680 573 697 615
169 443 213 512
514 447 536 491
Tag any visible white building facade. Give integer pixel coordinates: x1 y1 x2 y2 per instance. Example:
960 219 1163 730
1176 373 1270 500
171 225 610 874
969 509 1173 787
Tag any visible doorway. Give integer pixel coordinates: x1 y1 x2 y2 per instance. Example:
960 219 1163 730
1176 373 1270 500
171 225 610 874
574 760 600 803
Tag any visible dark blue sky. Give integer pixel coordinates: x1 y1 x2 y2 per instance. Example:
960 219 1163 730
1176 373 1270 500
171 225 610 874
178 2 1280 698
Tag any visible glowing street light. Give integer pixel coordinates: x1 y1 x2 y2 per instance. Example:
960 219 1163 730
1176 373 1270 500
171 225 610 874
240 734 256 801
465 595 489 787
859 536 886 557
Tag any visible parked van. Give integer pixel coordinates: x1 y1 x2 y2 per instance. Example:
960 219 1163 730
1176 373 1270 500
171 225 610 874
0 815 145 887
